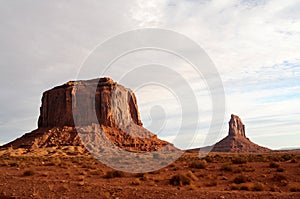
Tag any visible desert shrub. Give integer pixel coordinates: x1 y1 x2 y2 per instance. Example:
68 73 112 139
220 164 233 172
132 178 141 185
186 170 198 181
276 167 284 172
289 183 300 192
232 157 247 164
23 170 35 176
205 180 217 187
45 157 61 166
270 185 280 192
272 173 287 182
253 183 264 191
269 162 280 168
203 156 214 163
240 183 253 191
290 159 297 163
169 174 192 186
233 167 242 173
281 154 294 161
189 160 207 169
104 170 125 179
233 174 250 184
272 174 288 186
230 184 239 190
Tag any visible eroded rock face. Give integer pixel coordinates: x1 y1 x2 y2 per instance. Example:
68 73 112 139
228 114 246 137
38 77 143 128
210 114 270 152
3 77 172 152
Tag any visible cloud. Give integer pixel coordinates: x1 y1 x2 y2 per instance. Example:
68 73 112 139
0 0 299 149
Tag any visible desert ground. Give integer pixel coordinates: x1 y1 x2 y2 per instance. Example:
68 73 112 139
0 147 299 199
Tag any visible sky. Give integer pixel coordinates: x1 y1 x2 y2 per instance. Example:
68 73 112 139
0 0 299 150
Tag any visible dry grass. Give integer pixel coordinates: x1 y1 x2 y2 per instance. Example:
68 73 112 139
269 162 280 168
189 160 207 169
289 183 300 192
232 157 247 164
170 173 192 186
233 174 250 184
104 170 125 179
220 164 233 172
23 170 35 176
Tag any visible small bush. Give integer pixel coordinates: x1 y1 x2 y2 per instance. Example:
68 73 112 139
203 156 214 163
233 174 250 184
281 154 294 161
230 184 239 190
189 160 207 169
205 180 217 187
270 185 279 192
23 170 35 176
272 173 287 182
269 162 280 168
232 157 247 164
276 167 284 172
220 164 233 172
186 171 198 181
272 174 288 186
253 183 264 191
289 183 300 192
290 159 297 163
170 174 192 186
240 183 252 191
132 178 141 185
104 170 125 179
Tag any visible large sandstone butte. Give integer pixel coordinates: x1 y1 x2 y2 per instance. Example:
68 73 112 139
2 77 172 152
210 114 271 152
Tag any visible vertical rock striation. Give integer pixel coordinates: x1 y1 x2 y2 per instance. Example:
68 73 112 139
2 77 172 152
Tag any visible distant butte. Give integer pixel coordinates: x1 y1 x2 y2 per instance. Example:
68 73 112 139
1 77 173 152
209 114 271 152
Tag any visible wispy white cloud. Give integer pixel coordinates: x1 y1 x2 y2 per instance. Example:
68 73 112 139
0 0 299 150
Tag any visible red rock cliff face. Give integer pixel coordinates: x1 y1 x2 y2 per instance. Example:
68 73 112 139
3 77 171 152
38 77 143 128
228 114 246 137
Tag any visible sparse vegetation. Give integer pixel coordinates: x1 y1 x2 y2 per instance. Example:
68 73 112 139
23 170 35 176
269 162 280 168
104 170 125 179
131 178 141 185
220 164 233 172
232 157 247 164
233 174 250 184
205 180 217 187
189 160 207 169
272 173 287 182
289 183 300 192
169 173 192 186
1 150 300 197
276 167 284 172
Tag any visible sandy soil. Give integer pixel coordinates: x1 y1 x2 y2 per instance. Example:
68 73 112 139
0 148 299 199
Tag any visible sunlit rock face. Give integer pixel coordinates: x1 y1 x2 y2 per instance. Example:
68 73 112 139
3 77 173 152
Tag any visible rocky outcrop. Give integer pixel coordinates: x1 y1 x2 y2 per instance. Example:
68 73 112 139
2 77 172 152
210 114 270 152
228 114 246 137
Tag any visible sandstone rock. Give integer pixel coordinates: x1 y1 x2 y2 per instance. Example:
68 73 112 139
228 114 246 137
210 114 270 152
2 77 172 152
